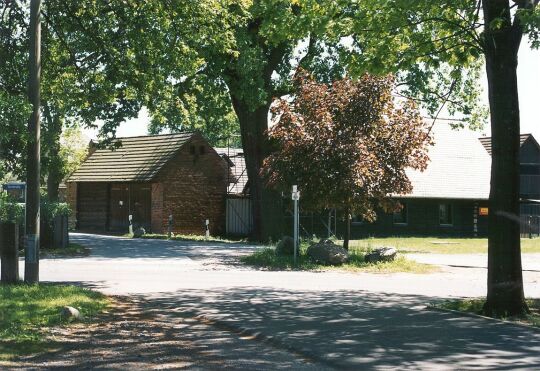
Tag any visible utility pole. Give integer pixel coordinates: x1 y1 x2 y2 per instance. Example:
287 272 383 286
25 0 41 283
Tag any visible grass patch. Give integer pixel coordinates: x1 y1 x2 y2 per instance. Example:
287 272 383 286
240 247 435 274
346 237 540 254
0 284 109 361
138 233 248 244
39 243 90 258
432 298 540 327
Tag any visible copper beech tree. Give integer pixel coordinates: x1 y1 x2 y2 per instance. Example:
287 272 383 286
264 72 432 249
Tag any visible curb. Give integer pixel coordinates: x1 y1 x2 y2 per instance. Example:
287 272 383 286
425 305 540 333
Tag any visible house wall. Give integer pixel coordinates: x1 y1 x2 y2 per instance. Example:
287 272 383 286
284 198 489 239
76 182 108 231
346 199 489 238
156 137 228 235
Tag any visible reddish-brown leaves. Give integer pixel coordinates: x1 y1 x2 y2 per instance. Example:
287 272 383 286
263 70 432 220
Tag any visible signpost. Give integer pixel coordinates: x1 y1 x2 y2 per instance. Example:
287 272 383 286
292 185 300 264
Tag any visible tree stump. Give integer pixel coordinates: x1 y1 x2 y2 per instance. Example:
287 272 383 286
0 222 20 283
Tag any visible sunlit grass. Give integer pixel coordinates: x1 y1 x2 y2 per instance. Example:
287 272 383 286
0 284 109 360
240 246 436 274
432 298 540 327
345 237 540 254
137 233 248 244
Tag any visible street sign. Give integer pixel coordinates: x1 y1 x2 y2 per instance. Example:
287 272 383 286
2 183 26 191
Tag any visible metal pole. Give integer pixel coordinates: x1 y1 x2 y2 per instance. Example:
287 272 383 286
25 0 41 284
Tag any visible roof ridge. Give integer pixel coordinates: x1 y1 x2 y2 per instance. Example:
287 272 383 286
96 131 197 141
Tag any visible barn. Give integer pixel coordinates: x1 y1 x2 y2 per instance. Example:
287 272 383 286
66 132 229 235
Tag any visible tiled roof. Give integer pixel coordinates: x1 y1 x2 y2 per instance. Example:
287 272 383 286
479 134 534 155
68 132 195 182
215 148 248 194
398 123 491 200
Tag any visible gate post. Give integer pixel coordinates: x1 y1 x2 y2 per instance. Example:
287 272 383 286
0 222 20 283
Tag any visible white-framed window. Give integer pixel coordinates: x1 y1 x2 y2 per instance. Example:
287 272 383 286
393 203 408 225
439 203 453 226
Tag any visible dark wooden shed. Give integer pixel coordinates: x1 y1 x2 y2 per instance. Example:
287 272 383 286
67 132 229 235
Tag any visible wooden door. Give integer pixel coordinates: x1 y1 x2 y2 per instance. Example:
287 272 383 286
130 184 152 231
78 183 108 231
109 183 129 232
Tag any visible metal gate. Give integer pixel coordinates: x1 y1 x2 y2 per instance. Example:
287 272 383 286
521 203 540 238
226 197 253 236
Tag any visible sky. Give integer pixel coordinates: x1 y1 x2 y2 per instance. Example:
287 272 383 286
84 45 540 141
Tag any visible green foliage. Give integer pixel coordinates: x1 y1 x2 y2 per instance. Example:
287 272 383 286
0 284 109 360
265 71 432 220
40 199 71 224
240 246 434 273
0 192 24 224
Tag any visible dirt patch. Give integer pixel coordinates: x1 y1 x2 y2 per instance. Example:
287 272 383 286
2 296 319 370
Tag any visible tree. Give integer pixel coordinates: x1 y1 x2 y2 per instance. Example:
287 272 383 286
481 0 539 316
119 1 486 241
264 71 432 249
345 0 540 317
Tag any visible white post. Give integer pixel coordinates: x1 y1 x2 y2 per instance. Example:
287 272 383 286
292 185 299 264
205 219 210 240
128 214 133 235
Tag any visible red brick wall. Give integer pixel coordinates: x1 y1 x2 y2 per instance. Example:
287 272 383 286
151 183 164 233
156 136 228 235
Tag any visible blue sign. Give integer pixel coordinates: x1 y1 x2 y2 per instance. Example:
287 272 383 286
2 183 26 191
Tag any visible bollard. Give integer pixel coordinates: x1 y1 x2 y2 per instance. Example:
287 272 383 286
168 214 173 239
205 219 210 240
0 222 19 283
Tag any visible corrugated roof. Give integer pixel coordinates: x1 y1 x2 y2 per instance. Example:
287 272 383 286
215 148 248 194
68 132 195 182
479 134 533 155
398 123 491 200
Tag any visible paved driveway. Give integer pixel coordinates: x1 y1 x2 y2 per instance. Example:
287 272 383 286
29 234 540 369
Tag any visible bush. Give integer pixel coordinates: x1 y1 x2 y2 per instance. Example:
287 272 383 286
41 199 71 225
0 193 24 224
275 236 295 256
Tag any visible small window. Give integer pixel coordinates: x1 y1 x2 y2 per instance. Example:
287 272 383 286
351 215 364 225
393 203 408 225
439 204 453 226
199 145 206 155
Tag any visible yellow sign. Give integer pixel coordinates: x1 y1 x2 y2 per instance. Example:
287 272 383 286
479 207 489 216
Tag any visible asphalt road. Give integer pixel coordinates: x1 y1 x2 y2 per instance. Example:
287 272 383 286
23 234 540 369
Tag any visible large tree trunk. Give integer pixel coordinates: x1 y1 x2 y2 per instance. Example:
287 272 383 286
230 97 283 241
25 0 41 283
482 0 528 316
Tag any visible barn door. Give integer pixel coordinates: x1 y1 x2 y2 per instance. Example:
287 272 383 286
130 184 152 231
109 183 129 232
226 197 253 236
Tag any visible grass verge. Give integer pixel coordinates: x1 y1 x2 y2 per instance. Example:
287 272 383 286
240 247 435 274
432 298 540 327
0 284 109 361
138 233 248 244
346 237 540 254
39 243 90 258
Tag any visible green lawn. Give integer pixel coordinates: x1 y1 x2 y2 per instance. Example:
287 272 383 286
240 247 436 274
0 284 109 361
345 237 540 254
432 298 540 327
40 243 90 258
138 233 248 244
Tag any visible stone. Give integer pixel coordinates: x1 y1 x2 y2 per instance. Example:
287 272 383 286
133 227 146 238
307 241 349 265
364 247 397 263
61 306 81 321
275 236 295 256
